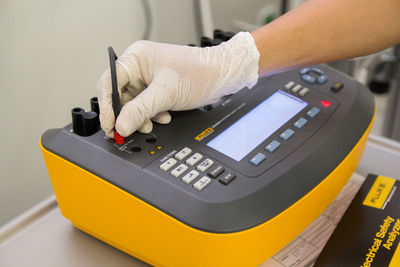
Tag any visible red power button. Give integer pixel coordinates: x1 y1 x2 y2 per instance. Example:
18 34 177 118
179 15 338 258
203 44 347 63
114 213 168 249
321 100 332 108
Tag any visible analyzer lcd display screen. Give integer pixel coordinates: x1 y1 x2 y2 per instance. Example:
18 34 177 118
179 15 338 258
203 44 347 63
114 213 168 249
207 90 308 161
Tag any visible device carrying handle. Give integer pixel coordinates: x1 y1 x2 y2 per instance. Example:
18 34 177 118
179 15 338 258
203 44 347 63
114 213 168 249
108 47 121 120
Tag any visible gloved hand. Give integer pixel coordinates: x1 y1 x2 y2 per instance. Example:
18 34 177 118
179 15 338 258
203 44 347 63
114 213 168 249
97 32 259 138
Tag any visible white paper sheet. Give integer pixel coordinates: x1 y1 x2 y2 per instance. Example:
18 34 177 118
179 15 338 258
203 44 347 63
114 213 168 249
260 173 365 267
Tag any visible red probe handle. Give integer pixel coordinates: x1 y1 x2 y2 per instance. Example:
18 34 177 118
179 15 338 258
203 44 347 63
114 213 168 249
114 130 125 144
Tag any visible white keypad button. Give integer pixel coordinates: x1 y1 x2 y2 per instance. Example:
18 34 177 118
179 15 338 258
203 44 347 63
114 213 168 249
171 164 188 178
193 176 211 191
291 84 302 93
182 170 200 184
160 158 177 172
186 153 203 166
285 81 295 90
197 159 214 172
175 147 192 161
299 87 309 96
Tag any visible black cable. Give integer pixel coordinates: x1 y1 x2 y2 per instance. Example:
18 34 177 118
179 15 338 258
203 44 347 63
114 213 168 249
281 0 288 15
140 0 152 40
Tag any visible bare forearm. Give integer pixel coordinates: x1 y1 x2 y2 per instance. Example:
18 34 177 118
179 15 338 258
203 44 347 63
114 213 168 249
252 0 400 76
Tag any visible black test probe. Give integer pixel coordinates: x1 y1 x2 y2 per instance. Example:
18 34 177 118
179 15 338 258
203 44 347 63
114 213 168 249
108 47 125 144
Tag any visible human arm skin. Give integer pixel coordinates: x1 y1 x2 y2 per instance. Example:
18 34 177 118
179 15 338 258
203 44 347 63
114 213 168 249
252 0 400 76
97 0 400 136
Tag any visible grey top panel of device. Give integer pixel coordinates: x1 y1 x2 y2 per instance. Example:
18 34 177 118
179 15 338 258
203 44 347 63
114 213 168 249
42 65 375 233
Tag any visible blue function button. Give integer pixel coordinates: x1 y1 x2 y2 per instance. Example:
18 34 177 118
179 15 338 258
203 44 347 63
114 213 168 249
280 129 295 141
293 117 308 129
250 153 266 166
265 140 281 153
299 67 311 75
301 74 316 84
317 75 328 84
306 107 320 118
311 67 325 75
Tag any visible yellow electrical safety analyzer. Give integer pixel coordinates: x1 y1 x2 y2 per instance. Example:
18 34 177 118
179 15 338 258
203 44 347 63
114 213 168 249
41 65 375 266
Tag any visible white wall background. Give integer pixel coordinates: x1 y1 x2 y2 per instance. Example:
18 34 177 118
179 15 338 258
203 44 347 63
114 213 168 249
0 0 198 226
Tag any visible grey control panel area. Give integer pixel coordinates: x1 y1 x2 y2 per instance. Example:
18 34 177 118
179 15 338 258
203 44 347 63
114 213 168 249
42 65 375 233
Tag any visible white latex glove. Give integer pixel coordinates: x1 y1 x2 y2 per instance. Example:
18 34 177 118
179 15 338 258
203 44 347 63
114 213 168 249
97 32 259 138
